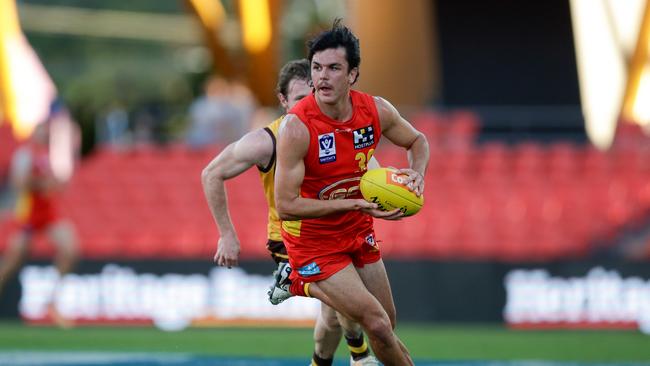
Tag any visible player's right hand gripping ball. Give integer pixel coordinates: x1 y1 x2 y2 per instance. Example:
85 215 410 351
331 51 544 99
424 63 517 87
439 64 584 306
359 167 424 216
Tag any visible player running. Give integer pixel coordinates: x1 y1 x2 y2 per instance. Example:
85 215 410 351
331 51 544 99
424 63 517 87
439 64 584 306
201 59 379 366
274 20 429 365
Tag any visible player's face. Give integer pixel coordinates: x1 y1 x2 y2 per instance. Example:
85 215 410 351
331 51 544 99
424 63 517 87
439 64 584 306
311 47 358 105
280 78 311 112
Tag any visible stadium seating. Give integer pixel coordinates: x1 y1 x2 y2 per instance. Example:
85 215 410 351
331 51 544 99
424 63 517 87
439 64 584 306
2 111 650 261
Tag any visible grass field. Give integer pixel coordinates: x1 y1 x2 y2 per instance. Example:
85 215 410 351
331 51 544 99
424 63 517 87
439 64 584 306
1 322 649 362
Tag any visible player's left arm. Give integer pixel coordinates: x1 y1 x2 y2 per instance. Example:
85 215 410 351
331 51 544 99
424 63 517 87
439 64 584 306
375 96 430 196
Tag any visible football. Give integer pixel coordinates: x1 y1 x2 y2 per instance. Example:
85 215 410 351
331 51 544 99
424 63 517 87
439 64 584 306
359 167 424 216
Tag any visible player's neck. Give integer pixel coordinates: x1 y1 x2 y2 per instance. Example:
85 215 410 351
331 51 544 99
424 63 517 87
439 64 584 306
315 94 353 122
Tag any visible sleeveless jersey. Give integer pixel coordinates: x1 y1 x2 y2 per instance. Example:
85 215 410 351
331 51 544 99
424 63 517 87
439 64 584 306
282 90 381 239
14 144 58 230
258 117 282 241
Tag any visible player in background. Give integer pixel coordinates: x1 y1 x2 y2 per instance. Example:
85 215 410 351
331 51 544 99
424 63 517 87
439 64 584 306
0 121 78 325
274 20 429 365
201 59 380 366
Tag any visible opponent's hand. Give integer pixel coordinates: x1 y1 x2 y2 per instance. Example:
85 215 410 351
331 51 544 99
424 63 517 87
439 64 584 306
397 168 425 197
214 234 240 268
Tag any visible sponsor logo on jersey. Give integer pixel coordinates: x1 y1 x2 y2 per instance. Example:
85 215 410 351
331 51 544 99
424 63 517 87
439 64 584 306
318 133 336 163
297 262 321 277
318 177 362 200
353 125 374 149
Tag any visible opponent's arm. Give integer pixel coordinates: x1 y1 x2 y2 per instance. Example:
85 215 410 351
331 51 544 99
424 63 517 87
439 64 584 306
274 116 378 220
375 97 430 196
201 129 273 267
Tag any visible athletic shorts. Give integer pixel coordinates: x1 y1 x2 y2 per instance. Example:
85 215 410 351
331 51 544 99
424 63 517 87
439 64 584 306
20 207 58 232
266 239 288 264
282 227 381 285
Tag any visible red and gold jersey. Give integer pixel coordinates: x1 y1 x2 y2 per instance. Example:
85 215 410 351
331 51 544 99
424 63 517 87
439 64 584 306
282 90 381 239
14 144 59 230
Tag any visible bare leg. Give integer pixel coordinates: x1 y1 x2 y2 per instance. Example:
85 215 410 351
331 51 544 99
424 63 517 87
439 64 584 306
46 220 78 328
0 230 30 298
313 303 343 359
47 220 78 277
337 311 363 338
356 259 413 364
308 264 411 366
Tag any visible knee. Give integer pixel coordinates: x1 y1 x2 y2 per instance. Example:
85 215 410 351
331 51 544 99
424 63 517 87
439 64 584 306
387 309 397 330
320 307 342 332
58 241 79 260
360 311 393 346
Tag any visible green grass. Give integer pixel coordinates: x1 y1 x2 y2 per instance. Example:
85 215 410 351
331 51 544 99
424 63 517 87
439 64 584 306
0 322 649 361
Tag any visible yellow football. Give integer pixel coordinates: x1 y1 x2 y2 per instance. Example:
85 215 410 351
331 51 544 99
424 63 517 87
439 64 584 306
359 167 424 216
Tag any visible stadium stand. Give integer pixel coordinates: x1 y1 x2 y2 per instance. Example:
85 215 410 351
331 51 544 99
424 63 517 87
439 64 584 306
1 112 650 261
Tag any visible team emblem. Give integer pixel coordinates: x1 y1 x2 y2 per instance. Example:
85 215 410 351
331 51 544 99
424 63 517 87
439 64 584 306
318 133 336 163
366 233 378 248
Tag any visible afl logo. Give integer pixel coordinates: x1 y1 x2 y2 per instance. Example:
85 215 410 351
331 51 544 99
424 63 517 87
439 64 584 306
318 177 362 200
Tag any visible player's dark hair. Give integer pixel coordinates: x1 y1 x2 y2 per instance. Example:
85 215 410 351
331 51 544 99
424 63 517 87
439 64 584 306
307 18 361 83
276 58 311 97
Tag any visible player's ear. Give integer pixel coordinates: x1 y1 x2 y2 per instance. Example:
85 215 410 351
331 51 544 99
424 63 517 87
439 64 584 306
348 68 358 84
277 93 288 110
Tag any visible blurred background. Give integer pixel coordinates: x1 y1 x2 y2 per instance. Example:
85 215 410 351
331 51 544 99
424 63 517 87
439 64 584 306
2 0 650 362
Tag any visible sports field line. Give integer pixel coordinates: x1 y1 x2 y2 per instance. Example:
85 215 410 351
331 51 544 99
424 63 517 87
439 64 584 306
1 352 650 366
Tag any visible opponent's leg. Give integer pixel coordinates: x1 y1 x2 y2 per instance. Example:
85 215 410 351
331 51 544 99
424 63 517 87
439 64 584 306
310 303 341 366
268 261 293 305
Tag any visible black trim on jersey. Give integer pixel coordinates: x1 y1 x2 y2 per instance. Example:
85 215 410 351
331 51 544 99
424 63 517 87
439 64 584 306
259 127 276 173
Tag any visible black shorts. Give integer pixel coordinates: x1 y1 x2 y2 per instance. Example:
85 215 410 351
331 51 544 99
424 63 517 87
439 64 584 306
266 239 288 264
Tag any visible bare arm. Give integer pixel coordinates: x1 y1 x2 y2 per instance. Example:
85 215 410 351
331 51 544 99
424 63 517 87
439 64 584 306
376 97 430 196
10 147 32 190
274 115 377 221
201 129 273 267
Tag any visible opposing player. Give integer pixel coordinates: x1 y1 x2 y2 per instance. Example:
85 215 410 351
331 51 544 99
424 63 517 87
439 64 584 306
274 21 429 365
201 59 379 365
0 122 78 324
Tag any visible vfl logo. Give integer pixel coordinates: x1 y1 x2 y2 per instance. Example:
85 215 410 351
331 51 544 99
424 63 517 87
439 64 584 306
353 126 374 149
297 262 321 277
318 133 336 164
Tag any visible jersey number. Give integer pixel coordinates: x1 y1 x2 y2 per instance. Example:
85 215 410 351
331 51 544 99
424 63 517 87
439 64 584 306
355 149 375 171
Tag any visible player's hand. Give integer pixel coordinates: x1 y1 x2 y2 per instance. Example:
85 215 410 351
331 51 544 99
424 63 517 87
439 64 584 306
348 199 378 211
349 199 403 220
397 168 425 197
214 234 240 268
362 207 404 221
